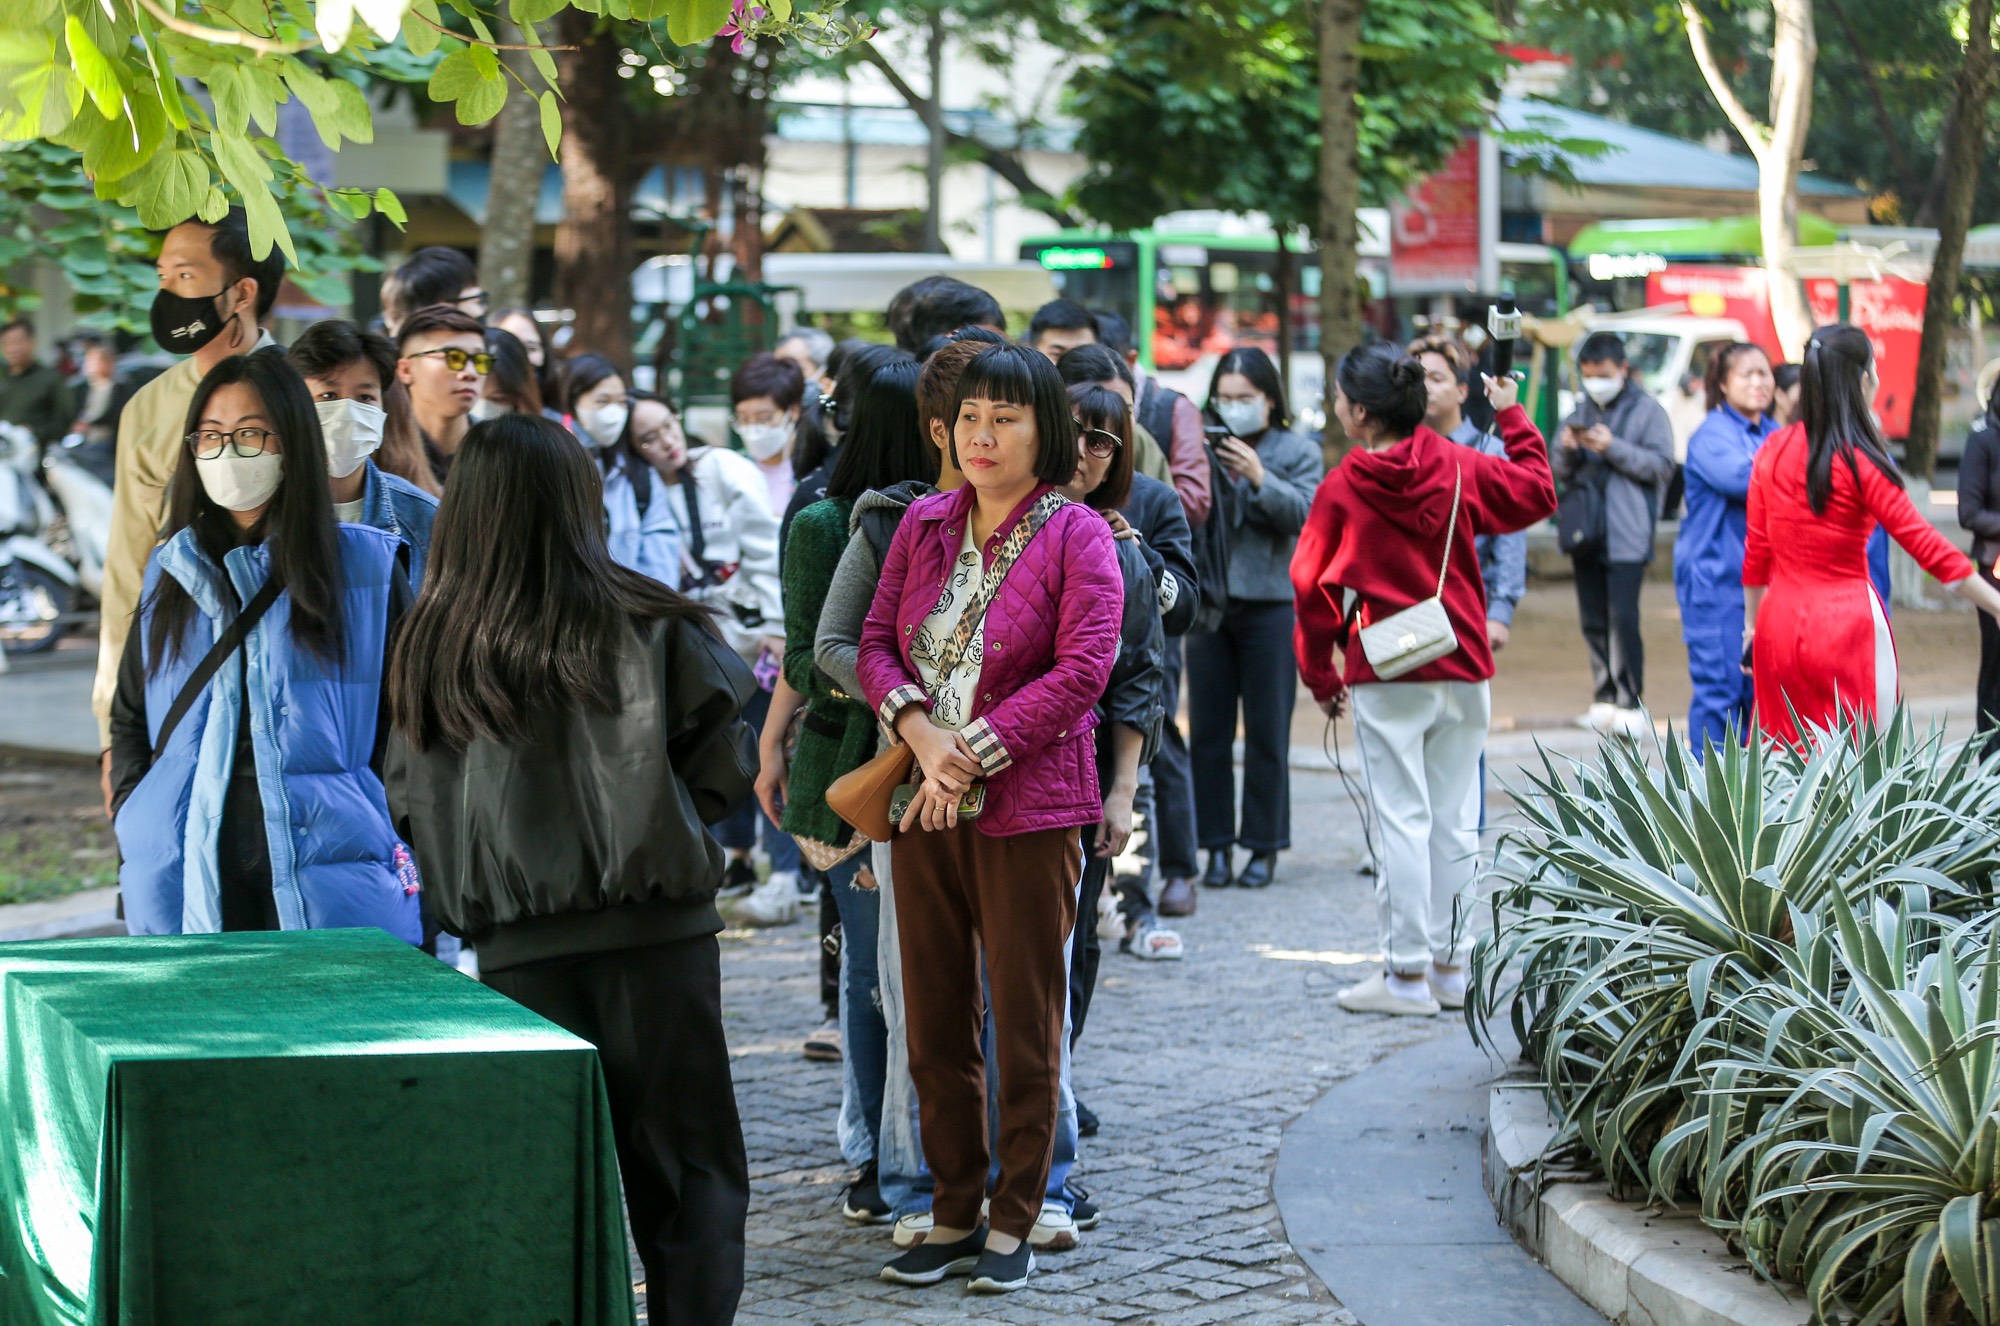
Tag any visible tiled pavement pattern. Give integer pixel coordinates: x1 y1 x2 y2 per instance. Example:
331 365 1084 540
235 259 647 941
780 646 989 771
635 764 1464 1325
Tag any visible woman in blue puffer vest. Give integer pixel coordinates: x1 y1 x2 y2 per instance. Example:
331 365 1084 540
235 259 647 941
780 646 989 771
108 353 418 942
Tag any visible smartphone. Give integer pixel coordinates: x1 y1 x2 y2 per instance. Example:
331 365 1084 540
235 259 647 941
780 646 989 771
889 783 986 824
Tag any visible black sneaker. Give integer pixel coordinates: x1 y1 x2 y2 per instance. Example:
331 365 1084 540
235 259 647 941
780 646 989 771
1066 1183 1101 1230
967 1242 1035 1293
1076 1099 1099 1137
881 1225 987 1286
843 1161 892 1224
721 857 757 896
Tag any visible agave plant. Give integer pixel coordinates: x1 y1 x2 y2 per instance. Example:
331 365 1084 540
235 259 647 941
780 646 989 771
1473 710 2000 1203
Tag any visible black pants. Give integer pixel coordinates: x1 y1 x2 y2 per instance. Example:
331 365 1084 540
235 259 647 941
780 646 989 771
486 935 748 1326
1980 563 2000 756
1186 599 1295 854
1149 637 1199 880
1069 826 1111 1048
1572 552 1648 709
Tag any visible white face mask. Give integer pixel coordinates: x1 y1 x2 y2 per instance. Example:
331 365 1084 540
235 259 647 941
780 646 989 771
580 403 629 449
1215 398 1269 438
738 420 792 462
195 450 283 512
315 398 386 480
468 396 506 423
1581 375 1625 406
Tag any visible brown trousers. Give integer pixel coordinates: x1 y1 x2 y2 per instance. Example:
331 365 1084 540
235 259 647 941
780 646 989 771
892 821 1081 1240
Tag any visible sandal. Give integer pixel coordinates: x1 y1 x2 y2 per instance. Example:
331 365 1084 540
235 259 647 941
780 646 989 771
1128 919 1184 961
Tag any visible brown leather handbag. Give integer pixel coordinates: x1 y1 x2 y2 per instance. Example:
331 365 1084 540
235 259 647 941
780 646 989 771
824 743 916 844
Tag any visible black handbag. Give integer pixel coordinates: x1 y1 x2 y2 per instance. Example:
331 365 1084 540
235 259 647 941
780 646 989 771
1556 461 1609 558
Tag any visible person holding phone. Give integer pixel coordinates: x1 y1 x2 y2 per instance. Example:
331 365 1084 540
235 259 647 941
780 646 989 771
1552 331 1676 739
1185 347 1321 893
858 343 1121 1294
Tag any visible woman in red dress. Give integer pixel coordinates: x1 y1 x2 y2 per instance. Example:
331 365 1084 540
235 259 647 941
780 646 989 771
1743 324 2000 745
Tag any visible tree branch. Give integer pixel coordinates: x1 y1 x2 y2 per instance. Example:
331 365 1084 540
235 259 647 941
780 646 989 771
130 0 310 55
854 41 1079 228
1679 0 1770 158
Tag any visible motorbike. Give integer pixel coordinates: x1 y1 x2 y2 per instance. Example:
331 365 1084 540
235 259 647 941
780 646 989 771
0 421 83 657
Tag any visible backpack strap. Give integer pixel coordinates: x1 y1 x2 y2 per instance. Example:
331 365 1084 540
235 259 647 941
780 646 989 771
151 573 281 761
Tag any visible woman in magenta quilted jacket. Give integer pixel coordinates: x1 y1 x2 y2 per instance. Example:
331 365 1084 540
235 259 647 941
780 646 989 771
859 344 1122 1294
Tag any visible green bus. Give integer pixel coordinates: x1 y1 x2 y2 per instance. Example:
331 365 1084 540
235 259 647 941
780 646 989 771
1020 220 1569 428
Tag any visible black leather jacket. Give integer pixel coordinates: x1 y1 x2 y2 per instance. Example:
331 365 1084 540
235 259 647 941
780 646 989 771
1960 415 2000 569
385 612 756 971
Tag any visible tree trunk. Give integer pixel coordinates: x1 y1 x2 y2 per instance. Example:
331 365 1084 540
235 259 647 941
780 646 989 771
921 14 947 254
1680 0 1816 357
553 11 635 368
1760 0 1817 358
479 27 543 313
1317 0 1366 465
1907 0 1996 481
1274 227 1293 398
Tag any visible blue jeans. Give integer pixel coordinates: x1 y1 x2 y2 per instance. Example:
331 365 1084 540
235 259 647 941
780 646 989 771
714 687 802 873
872 843 934 1217
829 855 886 1168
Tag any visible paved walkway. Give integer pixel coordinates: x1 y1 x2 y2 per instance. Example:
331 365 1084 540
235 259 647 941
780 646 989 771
697 763 1446 1326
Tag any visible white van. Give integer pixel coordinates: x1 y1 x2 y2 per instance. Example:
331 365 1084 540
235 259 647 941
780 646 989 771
1572 312 1752 461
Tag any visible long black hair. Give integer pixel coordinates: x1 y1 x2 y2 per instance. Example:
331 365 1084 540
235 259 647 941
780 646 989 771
1205 346 1291 430
1800 323 1900 516
389 413 710 752
560 352 622 418
146 354 344 667
950 343 1079 485
827 358 931 500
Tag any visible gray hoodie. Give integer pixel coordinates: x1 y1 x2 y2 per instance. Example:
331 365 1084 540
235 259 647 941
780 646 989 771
813 482 934 699
1551 378 1676 564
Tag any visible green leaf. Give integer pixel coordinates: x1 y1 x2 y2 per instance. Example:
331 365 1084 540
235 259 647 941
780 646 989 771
452 70 507 127
402 4 443 58
468 42 500 81
538 90 560 159
240 63 283 136
374 187 407 227
527 39 558 90
667 0 736 46
328 77 373 145
209 64 248 136
197 186 229 224
239 181 295 266
121 149 208 229
509 0 569 22
280 61 344 149
427 48 487 101
63 17 121 121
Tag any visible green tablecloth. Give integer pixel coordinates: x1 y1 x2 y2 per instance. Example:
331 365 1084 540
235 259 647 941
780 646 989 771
0 929 636 1326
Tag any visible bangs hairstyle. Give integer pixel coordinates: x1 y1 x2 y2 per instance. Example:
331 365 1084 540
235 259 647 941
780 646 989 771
950 343 1078 485
828 359 932 500
287 318 438 496
147 353 344 668
1068 382 1134 511
1702 341 1770 413
1207 346 1290 429
388 413 710 752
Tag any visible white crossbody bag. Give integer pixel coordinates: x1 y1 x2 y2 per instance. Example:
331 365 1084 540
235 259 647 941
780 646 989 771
1350 466 1462 681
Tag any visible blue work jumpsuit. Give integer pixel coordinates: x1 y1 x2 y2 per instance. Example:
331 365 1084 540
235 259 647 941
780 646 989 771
1675 404 1771 755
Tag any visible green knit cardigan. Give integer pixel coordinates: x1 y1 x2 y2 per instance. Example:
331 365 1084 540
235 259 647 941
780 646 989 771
780 497 878 847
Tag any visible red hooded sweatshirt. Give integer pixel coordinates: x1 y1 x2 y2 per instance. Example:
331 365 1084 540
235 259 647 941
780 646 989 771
1291 404 1556 703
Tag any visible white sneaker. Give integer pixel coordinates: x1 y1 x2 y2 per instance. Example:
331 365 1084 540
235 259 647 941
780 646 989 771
891 1212 934 1248
1336 972 1440 1017
1028 1199 1080 1251
1577 702 1616 732
1609 707 1652 740
738 870 800 926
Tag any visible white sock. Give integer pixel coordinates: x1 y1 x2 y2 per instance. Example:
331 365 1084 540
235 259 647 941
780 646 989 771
1385 971 1432 1001
1429 964 1467 1001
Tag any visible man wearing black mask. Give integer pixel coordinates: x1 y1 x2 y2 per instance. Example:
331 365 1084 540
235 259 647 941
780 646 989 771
91 208 286 797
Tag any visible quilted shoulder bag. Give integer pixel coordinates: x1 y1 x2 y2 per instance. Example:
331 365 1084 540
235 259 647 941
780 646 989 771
1355 466 1462 681
826 491 1067 841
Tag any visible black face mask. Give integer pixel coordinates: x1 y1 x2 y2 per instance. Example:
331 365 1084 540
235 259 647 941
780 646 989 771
149 286 234 355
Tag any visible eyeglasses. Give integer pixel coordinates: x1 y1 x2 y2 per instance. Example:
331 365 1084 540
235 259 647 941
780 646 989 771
1073 421 1123 460
407 347 494 375
187 427 279 459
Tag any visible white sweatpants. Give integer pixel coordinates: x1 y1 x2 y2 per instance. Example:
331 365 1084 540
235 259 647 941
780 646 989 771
1350 679 1490 974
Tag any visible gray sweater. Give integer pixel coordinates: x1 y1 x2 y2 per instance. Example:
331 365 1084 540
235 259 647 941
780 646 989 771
1552 381 1677 564
814 483 927 701
1222 426 1322 603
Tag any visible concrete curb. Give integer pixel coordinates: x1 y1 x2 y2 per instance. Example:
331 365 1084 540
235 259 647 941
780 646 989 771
0 886 124 943
1484 1085 1807 1326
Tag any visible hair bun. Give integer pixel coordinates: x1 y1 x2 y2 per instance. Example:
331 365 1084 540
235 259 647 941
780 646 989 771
1391 357 1425 387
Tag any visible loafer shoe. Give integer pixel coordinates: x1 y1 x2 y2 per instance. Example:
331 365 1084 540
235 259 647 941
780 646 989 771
1157 877 1197 917
1336 972 1439 1017
881 1226 986 1286
1202 850 1234 889
1237 852 1277 889
967 1243 1035 1293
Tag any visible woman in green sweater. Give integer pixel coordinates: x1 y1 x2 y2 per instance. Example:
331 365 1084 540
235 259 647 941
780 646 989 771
776 356 936 1220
